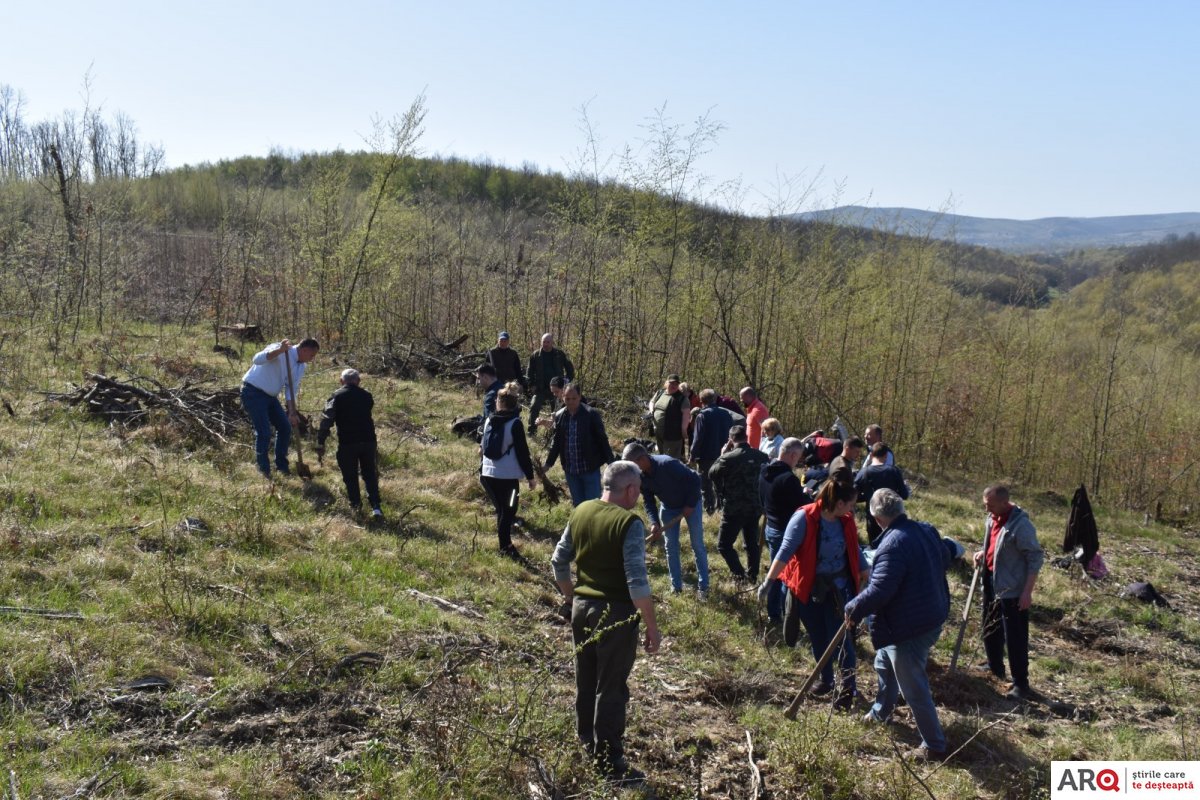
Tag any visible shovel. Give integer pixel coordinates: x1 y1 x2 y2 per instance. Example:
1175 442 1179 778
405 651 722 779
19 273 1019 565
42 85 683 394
784 618 852 719
283 346 313 480
949 564 981 672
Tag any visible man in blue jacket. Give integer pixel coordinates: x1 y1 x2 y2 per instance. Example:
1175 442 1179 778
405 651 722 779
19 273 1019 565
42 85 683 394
844 489 962 761
690 389 735 514
622 441 709 598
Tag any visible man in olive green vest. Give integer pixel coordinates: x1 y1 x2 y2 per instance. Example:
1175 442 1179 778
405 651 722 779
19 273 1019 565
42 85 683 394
648 373 690 459
551 461 661 787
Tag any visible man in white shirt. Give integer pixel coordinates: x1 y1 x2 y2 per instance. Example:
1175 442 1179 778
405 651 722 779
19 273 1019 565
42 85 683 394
240 337 320 477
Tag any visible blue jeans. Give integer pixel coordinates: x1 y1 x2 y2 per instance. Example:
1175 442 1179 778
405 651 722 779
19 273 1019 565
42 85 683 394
764 525 785 622
659 502 708 592
795 588 856 685
240 383 291 476
564 469 602 506
869 625 947 752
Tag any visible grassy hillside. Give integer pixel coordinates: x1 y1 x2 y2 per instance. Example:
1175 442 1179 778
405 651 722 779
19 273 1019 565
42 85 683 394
1 331 1196 798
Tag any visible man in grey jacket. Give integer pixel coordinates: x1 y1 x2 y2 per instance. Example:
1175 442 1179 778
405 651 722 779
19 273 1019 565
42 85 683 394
973 484 1044 700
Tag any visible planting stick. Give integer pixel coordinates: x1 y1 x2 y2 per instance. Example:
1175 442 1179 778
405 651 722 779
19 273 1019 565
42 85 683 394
949 564 981 673
283 346 313 480
784 618 851 719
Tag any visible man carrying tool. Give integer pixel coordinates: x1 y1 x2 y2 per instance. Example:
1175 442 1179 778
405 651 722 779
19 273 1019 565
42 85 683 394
845 489 961 761
240 337 320 478
974 484 1044 700
316 369 381 520
551 460 660 787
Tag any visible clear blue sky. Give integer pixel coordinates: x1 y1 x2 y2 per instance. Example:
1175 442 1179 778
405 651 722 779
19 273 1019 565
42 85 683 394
3 1 1196 219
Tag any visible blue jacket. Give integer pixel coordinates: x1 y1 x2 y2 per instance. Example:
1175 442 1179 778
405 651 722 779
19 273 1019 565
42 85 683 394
844 515 954 648
690 404 734 463
639 455 703 524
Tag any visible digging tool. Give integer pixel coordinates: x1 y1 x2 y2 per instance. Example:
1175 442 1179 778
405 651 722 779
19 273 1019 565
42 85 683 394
282 346 313 480
784 618 852 719
644 512 685 546
949 563 981 673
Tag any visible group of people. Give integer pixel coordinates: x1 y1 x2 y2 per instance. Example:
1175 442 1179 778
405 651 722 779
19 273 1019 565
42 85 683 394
238 335 1046 786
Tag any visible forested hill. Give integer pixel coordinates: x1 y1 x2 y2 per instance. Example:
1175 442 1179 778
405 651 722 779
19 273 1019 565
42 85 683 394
797 206 1200 251
4 138 1200 518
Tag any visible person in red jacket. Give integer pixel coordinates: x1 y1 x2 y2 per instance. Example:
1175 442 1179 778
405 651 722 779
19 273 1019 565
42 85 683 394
758 479 867 710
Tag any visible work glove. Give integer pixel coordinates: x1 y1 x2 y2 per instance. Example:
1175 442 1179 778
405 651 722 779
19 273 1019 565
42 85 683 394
756 580 771 604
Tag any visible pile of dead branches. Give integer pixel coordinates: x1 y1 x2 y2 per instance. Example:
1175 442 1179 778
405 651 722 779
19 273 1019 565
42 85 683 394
45 373 249 443
355 334 484 380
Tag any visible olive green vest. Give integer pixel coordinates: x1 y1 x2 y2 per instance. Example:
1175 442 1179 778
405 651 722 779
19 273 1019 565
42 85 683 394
652 390 684 442
571 499 638 602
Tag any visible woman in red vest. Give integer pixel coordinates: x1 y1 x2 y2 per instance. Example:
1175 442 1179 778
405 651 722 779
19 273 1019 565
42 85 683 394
757 480 867 709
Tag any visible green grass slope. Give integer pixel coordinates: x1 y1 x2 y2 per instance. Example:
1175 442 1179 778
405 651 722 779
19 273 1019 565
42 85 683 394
0 331 1196 798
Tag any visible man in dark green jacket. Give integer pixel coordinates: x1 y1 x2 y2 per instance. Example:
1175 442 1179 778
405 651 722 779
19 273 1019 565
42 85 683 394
526 333 574 429
709 425 770 581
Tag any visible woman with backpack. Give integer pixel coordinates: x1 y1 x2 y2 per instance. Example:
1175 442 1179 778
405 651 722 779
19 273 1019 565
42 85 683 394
480 383 536 557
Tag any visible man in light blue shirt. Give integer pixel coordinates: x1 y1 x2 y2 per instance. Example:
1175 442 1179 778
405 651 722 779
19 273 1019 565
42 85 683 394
241 337 320 477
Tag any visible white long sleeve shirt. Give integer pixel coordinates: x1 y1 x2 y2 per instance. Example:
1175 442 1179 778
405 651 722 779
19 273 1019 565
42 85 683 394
242 343 306 403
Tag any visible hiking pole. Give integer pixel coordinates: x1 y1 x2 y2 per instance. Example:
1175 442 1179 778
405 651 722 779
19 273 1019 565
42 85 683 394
949 564 981 673
784 618 852 719
282 345 313 480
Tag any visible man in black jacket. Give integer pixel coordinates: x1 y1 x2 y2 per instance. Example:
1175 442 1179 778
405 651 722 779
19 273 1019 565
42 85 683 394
758 437 807 625
527 333 575 429
316 369 381 519
545 384 615 505
690 389 735 514
709 425 770 581
486 331 526 388
854 443 910 547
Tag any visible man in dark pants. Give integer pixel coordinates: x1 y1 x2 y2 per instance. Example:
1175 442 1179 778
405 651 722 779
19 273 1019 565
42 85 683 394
690 389 735 514
316 368 381 519
974 484 1044 700
526 333 575 429
709 425 770 582
551 460 661 786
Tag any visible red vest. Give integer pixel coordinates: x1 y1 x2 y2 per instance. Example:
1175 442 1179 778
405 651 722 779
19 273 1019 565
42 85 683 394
780 502 860 604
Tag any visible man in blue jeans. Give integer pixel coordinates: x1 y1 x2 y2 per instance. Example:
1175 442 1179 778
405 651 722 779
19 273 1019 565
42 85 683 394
240 337 320 478
621 442 709 598
544 383 615 506
844 488 962 761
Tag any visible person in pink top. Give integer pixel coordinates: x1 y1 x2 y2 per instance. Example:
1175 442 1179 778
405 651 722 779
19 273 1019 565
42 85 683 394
739 387 769 451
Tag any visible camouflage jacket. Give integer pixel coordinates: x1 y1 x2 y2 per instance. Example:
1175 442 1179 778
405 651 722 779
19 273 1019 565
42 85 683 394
709 442 770 517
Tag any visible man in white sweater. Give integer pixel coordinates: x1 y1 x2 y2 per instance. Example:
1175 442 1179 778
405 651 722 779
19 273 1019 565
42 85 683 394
240 337 320 477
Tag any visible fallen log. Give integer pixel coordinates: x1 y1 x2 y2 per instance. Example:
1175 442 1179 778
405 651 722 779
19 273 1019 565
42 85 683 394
406 589 484 620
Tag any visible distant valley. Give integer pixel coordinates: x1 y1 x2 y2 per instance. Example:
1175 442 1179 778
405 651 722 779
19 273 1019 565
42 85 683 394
797 206 1200 251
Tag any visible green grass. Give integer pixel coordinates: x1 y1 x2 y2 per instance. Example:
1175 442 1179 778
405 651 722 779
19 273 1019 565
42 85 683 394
0 326 1197 797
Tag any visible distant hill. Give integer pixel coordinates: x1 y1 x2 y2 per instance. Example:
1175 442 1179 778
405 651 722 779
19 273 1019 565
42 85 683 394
796 206 1200 252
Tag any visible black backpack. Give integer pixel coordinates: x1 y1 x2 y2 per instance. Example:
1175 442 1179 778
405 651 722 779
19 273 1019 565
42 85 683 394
482 414 516 460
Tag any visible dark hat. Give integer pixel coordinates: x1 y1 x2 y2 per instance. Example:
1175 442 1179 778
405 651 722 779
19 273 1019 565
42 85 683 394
666 373 681 383
498 331 510 340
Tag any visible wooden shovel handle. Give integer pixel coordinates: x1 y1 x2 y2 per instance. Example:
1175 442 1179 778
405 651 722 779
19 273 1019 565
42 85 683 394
784 618 852 719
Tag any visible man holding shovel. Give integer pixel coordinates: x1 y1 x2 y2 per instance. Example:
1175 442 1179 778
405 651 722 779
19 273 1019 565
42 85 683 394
240 337 320 478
